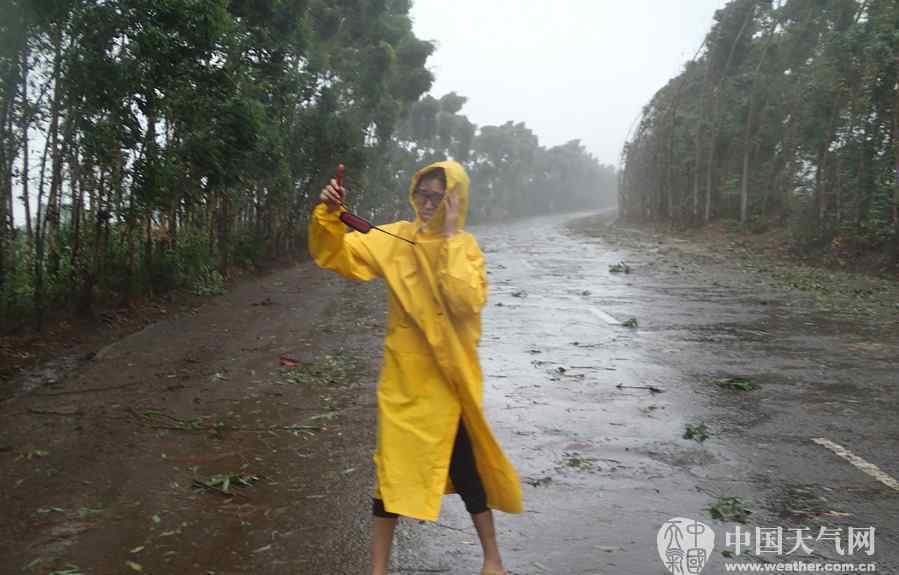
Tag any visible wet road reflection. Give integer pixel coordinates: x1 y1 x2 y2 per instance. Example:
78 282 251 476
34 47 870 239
394 211 899 574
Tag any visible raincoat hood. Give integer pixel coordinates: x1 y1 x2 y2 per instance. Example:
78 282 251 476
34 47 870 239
409 160 470 235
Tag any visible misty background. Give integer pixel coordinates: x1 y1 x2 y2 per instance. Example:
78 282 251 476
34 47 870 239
411 0 727 166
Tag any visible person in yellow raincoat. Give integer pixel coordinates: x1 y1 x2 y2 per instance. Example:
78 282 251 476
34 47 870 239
308 160 523 575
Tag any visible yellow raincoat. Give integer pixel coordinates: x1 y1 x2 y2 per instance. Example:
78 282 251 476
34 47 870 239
307 160 523 521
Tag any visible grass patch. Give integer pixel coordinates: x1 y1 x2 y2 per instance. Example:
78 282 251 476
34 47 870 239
715 376 758 392
684 422 710 442
280 354 360 387
558 451 597 471
708 496 752 523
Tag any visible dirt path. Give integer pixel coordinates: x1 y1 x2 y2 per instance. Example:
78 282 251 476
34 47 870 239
1 259 391 574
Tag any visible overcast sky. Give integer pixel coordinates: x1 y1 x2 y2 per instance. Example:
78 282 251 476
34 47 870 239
410 0 728 167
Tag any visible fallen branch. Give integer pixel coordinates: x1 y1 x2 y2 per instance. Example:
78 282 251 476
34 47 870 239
192 479 250 499
28 407 81 416
34 380 143 397
229 425 322 432
615 384 665 393
431 522 470 534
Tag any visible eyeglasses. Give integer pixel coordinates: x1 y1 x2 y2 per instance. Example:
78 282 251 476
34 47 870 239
413 189 445 205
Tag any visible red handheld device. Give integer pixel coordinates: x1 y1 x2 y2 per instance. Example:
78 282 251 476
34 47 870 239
333 164 414 245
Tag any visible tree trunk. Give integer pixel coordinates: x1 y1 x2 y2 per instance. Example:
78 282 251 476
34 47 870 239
663 97 677 223
815 141 826 232
815 106 840 234
740 132 751 225
208 192 216 251
834 156 842 227
217 190 231 274
31 30 66 330
255 187 263 250
663 40 707 225
706 0 757 224
144 212 152 296
855 122 868 230
0 142 7 316
43 30 65 284
141 100 156 296
893 56 898 260
704 134 715 223
79 169 106 316
168 196 178 251
20 46 33 246
4 98 15 274
0 44 20 314
33 113 51 330
693 62 710 221
69 142 83 293
739 4 779 225
125 184 136 300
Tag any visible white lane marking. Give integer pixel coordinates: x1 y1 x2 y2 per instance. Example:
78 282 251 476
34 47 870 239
812 437 899 491
587 306 621 326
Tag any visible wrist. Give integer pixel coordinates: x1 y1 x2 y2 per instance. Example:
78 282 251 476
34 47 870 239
315 202 342 219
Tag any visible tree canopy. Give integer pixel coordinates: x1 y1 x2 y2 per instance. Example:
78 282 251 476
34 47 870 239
0 0 615 329
619 0 898 260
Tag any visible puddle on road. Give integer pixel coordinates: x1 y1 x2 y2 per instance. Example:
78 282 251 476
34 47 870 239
8 352 88 398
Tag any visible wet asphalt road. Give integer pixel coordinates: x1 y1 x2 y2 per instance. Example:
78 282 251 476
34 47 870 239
6 209 894 575
390 211 898 575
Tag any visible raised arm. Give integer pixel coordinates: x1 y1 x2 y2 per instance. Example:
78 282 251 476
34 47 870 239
308 202 381 281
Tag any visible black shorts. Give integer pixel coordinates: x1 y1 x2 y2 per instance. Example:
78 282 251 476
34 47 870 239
372 418 488 517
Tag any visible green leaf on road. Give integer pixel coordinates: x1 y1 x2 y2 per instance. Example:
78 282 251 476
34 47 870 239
708 496 752 523
715 376 757 391
684 422 710 442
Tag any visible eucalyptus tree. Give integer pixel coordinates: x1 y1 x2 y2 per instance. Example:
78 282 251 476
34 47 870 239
620 0 897 260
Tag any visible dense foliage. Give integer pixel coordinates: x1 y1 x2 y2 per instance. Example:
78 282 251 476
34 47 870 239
619 0 898 258
0 0 615 329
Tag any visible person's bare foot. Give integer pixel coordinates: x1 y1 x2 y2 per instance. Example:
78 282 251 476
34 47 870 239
472 509 506 575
